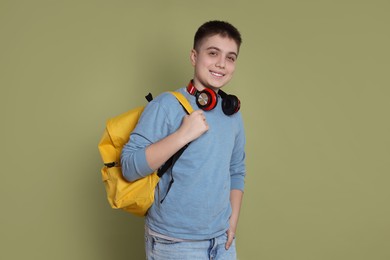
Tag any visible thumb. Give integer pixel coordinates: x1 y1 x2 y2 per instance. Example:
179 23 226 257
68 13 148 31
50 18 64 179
225 230 235 250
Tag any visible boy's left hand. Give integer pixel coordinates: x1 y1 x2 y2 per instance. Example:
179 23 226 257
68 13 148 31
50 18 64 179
225 228 235 250
226 189 242 250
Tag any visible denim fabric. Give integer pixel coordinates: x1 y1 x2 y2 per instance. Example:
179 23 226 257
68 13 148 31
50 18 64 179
145 231 236 260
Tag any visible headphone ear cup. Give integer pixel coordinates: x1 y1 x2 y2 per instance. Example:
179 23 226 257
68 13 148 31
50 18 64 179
196 88 218 111
222 95 241 115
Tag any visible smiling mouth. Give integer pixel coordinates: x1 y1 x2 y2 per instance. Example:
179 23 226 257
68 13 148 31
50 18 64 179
210 71 225 77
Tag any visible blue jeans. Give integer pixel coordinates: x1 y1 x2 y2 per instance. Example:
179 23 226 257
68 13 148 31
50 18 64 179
145 232 236 260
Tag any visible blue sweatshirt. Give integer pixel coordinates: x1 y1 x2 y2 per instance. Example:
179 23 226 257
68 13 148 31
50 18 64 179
121 87 246 240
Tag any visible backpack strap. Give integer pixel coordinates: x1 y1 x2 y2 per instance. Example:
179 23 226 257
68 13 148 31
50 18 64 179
170 91 193 115
157 91 193 178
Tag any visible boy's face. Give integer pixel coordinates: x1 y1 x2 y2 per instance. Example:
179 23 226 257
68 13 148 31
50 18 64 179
190 34 238 92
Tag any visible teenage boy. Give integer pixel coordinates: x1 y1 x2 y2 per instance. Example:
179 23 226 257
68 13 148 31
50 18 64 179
121 20 246 260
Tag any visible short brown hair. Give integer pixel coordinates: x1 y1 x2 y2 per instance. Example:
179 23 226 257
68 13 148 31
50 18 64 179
193 20 242 53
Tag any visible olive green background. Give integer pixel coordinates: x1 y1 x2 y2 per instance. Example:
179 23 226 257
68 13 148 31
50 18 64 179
1 0 389 259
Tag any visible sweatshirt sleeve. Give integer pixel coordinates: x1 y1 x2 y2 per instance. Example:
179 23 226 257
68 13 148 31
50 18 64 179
230 113 246 192
120 95 172 182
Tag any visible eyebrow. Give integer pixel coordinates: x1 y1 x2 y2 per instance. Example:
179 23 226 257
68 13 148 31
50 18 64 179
206 46 238 57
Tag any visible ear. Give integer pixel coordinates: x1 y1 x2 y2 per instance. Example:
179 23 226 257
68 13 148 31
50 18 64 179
190 49 197 66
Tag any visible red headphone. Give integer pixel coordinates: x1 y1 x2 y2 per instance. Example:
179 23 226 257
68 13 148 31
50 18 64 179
186 80 241 116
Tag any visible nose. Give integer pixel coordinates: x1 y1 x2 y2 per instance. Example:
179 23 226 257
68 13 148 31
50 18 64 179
216 56 225 69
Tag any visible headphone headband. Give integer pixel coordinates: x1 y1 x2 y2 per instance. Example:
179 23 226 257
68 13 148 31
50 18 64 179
186 81 198 95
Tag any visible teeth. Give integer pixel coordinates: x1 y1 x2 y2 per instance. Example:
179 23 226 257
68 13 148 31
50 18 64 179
211 71 224 77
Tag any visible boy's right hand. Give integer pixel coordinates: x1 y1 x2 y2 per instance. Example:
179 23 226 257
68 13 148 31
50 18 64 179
177 110 209 143
144 110 208 172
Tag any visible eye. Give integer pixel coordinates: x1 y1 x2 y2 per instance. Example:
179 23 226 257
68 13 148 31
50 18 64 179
208 51 218 56
227 56 236 62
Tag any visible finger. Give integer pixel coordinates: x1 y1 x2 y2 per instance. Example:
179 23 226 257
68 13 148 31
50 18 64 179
194 111 205 120
225 231 234 250
194 109 204 115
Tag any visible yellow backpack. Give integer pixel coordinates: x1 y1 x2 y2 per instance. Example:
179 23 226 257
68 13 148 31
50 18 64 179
98 91 193 216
